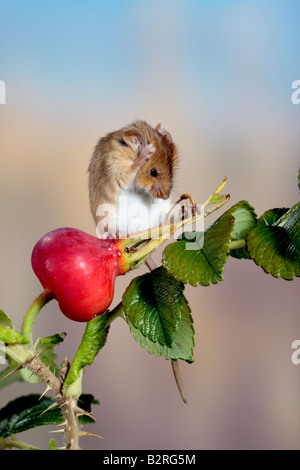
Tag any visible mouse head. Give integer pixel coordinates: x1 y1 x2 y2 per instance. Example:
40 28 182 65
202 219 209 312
135 124 178 200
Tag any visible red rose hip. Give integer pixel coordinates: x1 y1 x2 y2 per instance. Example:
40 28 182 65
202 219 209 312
31 227 127 322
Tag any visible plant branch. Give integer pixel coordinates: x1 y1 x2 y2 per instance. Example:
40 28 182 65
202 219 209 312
0 435 40 450
105 302 124 327
21 288 55 342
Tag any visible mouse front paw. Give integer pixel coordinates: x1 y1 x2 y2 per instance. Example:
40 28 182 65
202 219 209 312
132 143 156 169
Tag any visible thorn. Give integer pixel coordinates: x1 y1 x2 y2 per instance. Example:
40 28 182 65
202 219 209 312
48 429 64 434
171 359 188 404
38 384 52 401
52 421 66 428
0 365 23 382
24 352 41 367
39 401 58 416
59 400 69 408
74 406 96 421
79 430 104 439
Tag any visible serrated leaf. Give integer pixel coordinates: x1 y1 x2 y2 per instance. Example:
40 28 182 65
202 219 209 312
246 207 300 280
0 393 98 438
63 314 108 388
123 266 184 348
228 200 258 259
127 296 194 361
162 212 235 286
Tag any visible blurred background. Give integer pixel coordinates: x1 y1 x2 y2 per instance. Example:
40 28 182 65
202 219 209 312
0 0 299 450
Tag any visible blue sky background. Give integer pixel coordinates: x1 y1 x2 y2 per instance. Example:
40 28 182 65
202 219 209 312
0 1 300 450
1 1 300 117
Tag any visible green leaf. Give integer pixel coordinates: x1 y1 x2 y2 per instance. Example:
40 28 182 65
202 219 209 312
123 266 185 348
276 202 300 251
228 200 258 259
0 394 98 438
246 206 300 280
35 334 66 377
0 395 61 437
63 314 108 389
0 310 29 344
162 212 235 286
42 333 66 345
127 296 194 361
0 310 14 329
0 326 29 345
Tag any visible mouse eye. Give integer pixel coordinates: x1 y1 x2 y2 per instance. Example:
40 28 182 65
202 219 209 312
150 168 158 177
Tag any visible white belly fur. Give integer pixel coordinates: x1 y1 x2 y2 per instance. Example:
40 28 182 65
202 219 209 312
116 189 172 237
96 188 172 238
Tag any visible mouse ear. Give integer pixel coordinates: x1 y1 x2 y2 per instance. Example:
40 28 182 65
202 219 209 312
156 125 173 143
122 129 145 151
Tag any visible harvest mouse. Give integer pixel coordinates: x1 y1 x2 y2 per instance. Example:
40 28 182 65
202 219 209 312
88 121 188 403
88 120 178 238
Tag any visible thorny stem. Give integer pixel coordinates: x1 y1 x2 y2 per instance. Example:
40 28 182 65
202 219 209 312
3 294 91 450
8 353 85 450
31 356 86 450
